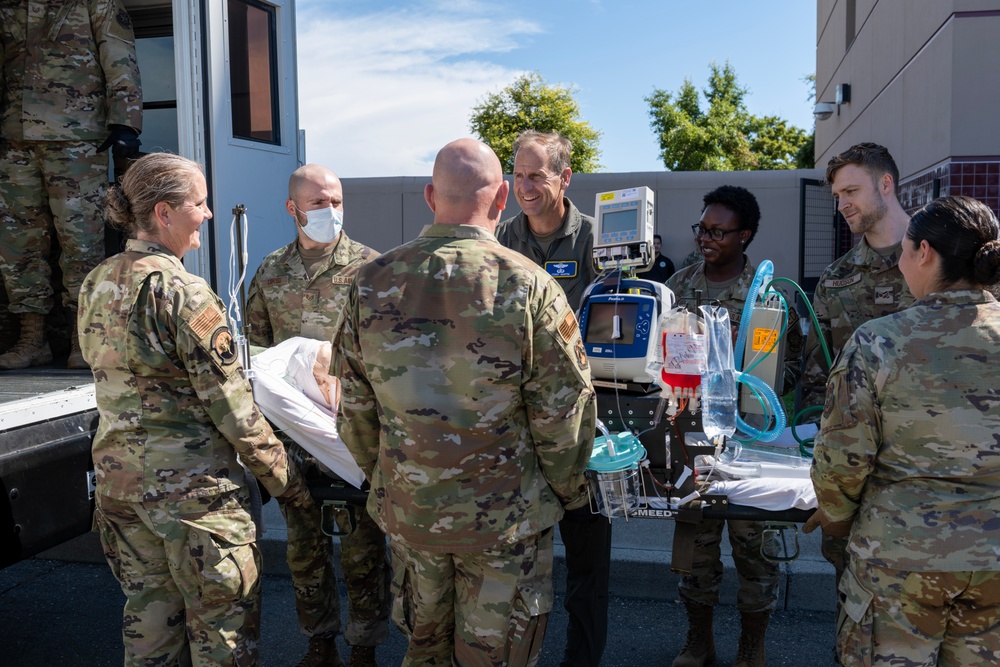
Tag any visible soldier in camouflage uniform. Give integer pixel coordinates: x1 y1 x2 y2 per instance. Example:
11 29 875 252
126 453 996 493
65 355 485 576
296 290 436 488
799 145 913 623
666 185 803 667
79 153 309 666
811 195 1000 667
335 138 596 666
245 164 390 667
0 0 142 370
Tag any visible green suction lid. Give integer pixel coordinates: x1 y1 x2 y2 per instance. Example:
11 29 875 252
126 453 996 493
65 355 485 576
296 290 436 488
587 432 647 472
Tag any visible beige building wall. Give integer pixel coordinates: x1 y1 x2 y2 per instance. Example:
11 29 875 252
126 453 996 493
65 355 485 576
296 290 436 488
814 0 1000 215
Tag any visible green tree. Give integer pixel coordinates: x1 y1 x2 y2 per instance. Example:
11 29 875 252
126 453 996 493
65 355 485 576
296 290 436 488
470 72 602 173
646 62 810 171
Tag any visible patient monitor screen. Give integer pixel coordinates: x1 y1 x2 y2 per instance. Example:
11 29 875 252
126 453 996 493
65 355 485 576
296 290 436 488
584 302 638 345
602 208 639 235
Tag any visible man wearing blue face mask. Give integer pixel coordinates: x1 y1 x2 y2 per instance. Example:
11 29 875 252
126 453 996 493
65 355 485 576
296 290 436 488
246 164 390 667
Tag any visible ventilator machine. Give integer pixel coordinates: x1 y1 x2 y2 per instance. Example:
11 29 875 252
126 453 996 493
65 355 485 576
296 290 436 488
580 187 825 569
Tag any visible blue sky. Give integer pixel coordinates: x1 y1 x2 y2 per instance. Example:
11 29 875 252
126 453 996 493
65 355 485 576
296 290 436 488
296 1 817 177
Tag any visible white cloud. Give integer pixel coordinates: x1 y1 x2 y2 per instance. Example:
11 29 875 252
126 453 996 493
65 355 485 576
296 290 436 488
295 3 542 177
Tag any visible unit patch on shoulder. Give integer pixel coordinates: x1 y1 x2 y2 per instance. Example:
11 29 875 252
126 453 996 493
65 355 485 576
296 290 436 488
558 311 578 343
190 304 223 340
211 327 239 366
117 9 133 29
574 337 589 371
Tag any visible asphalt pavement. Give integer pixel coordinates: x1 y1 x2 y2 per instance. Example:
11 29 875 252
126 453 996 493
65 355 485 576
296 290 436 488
3 502 841 666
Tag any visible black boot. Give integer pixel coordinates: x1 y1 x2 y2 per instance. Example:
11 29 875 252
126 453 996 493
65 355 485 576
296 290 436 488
733 611 770 667
295 636 346 667
672 601 716 667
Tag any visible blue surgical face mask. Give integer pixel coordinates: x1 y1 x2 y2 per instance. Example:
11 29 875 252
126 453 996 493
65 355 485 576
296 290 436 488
298 205 343 243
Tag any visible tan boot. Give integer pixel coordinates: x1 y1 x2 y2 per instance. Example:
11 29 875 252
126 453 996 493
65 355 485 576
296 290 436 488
672 601 716 667
66 321 89 370
733 611 770 667
348 645 377 667
0 313 53 370
295 636 346 667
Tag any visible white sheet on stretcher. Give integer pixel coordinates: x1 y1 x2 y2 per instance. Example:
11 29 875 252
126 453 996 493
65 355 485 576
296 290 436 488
704 430 818 510
644 449 818 511
706 478 816 510
251 337 365 489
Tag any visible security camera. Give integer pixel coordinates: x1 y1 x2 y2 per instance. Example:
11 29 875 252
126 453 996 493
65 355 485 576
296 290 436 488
813 102 836 121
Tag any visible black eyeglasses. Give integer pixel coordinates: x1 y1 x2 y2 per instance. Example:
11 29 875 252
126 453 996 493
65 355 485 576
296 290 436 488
691 224 743 242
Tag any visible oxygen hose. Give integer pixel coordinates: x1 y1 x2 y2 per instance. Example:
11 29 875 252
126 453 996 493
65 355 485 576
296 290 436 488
734 260 774 368
731 261 786 442
764 277 835 455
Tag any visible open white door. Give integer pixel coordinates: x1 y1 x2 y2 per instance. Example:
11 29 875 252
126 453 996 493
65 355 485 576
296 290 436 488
179 0 302 297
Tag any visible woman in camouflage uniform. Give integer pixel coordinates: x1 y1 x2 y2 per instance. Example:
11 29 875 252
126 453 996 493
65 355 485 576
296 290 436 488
811 195 1000 667
78 153 310 666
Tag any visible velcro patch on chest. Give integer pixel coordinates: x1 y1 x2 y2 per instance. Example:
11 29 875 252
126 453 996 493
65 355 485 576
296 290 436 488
823 274 862 289
331 275 353 285
546 261 578 278
874 287 894 304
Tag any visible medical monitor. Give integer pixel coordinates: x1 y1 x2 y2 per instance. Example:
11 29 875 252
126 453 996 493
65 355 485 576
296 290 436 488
584 301 639 346
593 186 655 271
578 292 657 383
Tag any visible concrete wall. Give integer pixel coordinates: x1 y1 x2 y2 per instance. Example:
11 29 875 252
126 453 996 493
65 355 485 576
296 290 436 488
340 169 825 287
814 1 1000 181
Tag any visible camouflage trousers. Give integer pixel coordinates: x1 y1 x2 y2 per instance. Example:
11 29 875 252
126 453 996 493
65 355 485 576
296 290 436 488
389 527 554 667
838 558 1000 667
277 489 391 645
823 532 850 612
93 491 262 667
0 140 108 313
678 518 780 613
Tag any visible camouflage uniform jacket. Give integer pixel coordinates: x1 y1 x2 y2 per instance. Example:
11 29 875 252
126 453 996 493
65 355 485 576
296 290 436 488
495 197 597 310
245 232 378 346
811 289 1000 572
666 258 803 395
78 239 291 503
0 0 142 141
801 237 912 409
335 224 597 553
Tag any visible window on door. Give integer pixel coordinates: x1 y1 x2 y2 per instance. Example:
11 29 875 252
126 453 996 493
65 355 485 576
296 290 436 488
228 0 280 144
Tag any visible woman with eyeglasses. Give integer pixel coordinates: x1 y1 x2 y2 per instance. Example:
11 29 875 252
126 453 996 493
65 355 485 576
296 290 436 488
665 184 803 667
811 195 1000 667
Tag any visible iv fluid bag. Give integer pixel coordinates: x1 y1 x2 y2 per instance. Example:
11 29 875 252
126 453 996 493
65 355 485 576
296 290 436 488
702 370 737 440
699 305 737 440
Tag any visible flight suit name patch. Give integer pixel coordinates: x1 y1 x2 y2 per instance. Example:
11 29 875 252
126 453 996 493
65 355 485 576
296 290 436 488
546 261 578 278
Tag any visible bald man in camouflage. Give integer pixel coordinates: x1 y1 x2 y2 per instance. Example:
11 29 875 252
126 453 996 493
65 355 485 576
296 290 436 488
0 0 142 370
335 138 596 666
